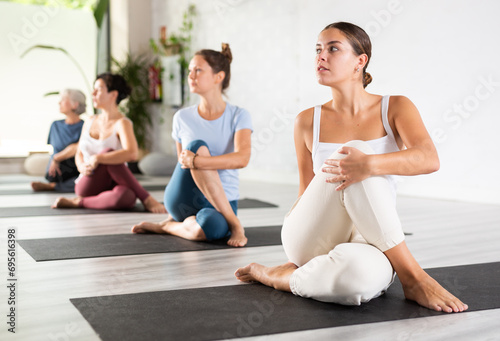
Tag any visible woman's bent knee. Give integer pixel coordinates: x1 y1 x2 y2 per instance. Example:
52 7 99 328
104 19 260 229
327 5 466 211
99 147 115 154
342 140 375 155
185 140 209 154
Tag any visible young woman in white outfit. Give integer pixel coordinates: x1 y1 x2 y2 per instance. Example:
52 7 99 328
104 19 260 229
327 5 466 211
235 22 468 313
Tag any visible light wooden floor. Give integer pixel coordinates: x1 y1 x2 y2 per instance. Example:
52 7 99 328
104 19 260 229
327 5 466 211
0 174 499 341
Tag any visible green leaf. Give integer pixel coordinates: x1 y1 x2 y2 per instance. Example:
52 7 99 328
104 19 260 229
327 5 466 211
43 91 60 97
93 0 109 28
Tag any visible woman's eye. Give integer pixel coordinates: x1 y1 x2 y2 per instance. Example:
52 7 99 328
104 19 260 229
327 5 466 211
315 48 321 54
328 46 338 52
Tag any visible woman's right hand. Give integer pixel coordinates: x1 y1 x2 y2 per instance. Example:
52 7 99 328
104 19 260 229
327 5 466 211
322 146 372 191
48 160 61 177
178 149 196 169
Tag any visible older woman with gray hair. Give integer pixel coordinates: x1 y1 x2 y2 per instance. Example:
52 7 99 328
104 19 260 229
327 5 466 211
31 89 86 192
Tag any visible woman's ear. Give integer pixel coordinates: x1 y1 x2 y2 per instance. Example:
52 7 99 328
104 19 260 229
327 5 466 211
109 89 119 102
215 71 225 85
357 54 368 70
70 100 79 112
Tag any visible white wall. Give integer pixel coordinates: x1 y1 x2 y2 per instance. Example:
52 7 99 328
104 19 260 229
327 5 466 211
110 0 152 61
152 0 500 204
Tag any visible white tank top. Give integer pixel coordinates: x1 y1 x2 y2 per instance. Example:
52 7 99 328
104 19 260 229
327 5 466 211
312 95 401 196
79 116 125 162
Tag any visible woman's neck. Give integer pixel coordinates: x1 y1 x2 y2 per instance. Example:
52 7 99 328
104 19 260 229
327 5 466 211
198 92 226 119
98 105 122 121
328 82 370 116
63 112 82 124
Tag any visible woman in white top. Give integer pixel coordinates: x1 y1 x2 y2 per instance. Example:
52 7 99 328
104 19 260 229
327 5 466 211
53 73 165 213
235 22 468 313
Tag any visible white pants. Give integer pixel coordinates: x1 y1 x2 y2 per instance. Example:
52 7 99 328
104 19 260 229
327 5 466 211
282 140 405 305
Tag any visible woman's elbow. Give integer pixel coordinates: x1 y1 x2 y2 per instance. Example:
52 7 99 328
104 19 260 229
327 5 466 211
426 155 440 174
236 159 250 169
431 158 440 173
127 149 139 162
236 154 251 169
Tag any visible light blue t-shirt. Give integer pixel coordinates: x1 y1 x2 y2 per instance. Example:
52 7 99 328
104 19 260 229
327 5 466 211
172 103 253 201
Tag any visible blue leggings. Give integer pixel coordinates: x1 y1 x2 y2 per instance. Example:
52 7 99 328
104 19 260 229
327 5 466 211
163 140 238 240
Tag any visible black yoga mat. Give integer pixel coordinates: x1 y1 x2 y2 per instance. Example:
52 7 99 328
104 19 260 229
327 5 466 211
18 225 282 261
70 262 500 341
0 198 277 218
0 184 167 195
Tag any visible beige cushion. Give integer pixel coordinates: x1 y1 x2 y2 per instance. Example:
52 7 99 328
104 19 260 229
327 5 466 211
138 152 177 176
24 153 50 176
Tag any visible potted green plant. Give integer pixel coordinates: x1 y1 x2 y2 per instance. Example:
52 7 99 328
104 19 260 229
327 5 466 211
150 3 196 106
112 54 153 153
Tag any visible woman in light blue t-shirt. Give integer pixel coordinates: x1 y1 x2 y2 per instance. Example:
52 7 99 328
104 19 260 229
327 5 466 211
133 43 253 247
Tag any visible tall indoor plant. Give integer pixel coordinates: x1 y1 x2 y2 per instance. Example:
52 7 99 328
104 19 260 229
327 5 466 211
112 54 153 151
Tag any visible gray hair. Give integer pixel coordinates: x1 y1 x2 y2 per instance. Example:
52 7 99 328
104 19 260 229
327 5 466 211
61 88 86 115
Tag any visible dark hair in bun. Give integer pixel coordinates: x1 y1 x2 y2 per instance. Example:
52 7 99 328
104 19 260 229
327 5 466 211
195 43 232 91
322 22 373 88
95 72 132 104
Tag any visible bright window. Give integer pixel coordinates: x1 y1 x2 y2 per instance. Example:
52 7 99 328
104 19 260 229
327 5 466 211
0 1 100 156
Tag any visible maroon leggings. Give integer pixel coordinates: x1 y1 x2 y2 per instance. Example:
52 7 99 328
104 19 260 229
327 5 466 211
75 159 149 210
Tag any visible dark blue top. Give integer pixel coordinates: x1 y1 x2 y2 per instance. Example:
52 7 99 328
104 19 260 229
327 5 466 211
47 119 84 154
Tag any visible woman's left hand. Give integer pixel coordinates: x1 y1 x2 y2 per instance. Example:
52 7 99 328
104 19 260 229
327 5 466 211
87 155 100 171
179 149 196 169
322 146 372 191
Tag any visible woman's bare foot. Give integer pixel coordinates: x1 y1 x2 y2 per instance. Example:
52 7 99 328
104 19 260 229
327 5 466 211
228 224 247 247
52 196 82 208
132 221 166 234
132 216 207 242
235 262 298 291
385 241 468 313
132 215 174 234
31 181 55 192
142 195 167 213
401 270 469 313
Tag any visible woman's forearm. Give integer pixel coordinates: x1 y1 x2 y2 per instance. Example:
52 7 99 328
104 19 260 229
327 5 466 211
95 148 138 165
368 145 439 177
193 151 250 170
53 143 78 162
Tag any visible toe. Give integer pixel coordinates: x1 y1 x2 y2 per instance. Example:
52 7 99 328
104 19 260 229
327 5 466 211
131 223 146 233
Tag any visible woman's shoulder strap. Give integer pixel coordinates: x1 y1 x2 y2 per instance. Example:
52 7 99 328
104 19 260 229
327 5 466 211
381 95 396 140
312 105 322 153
